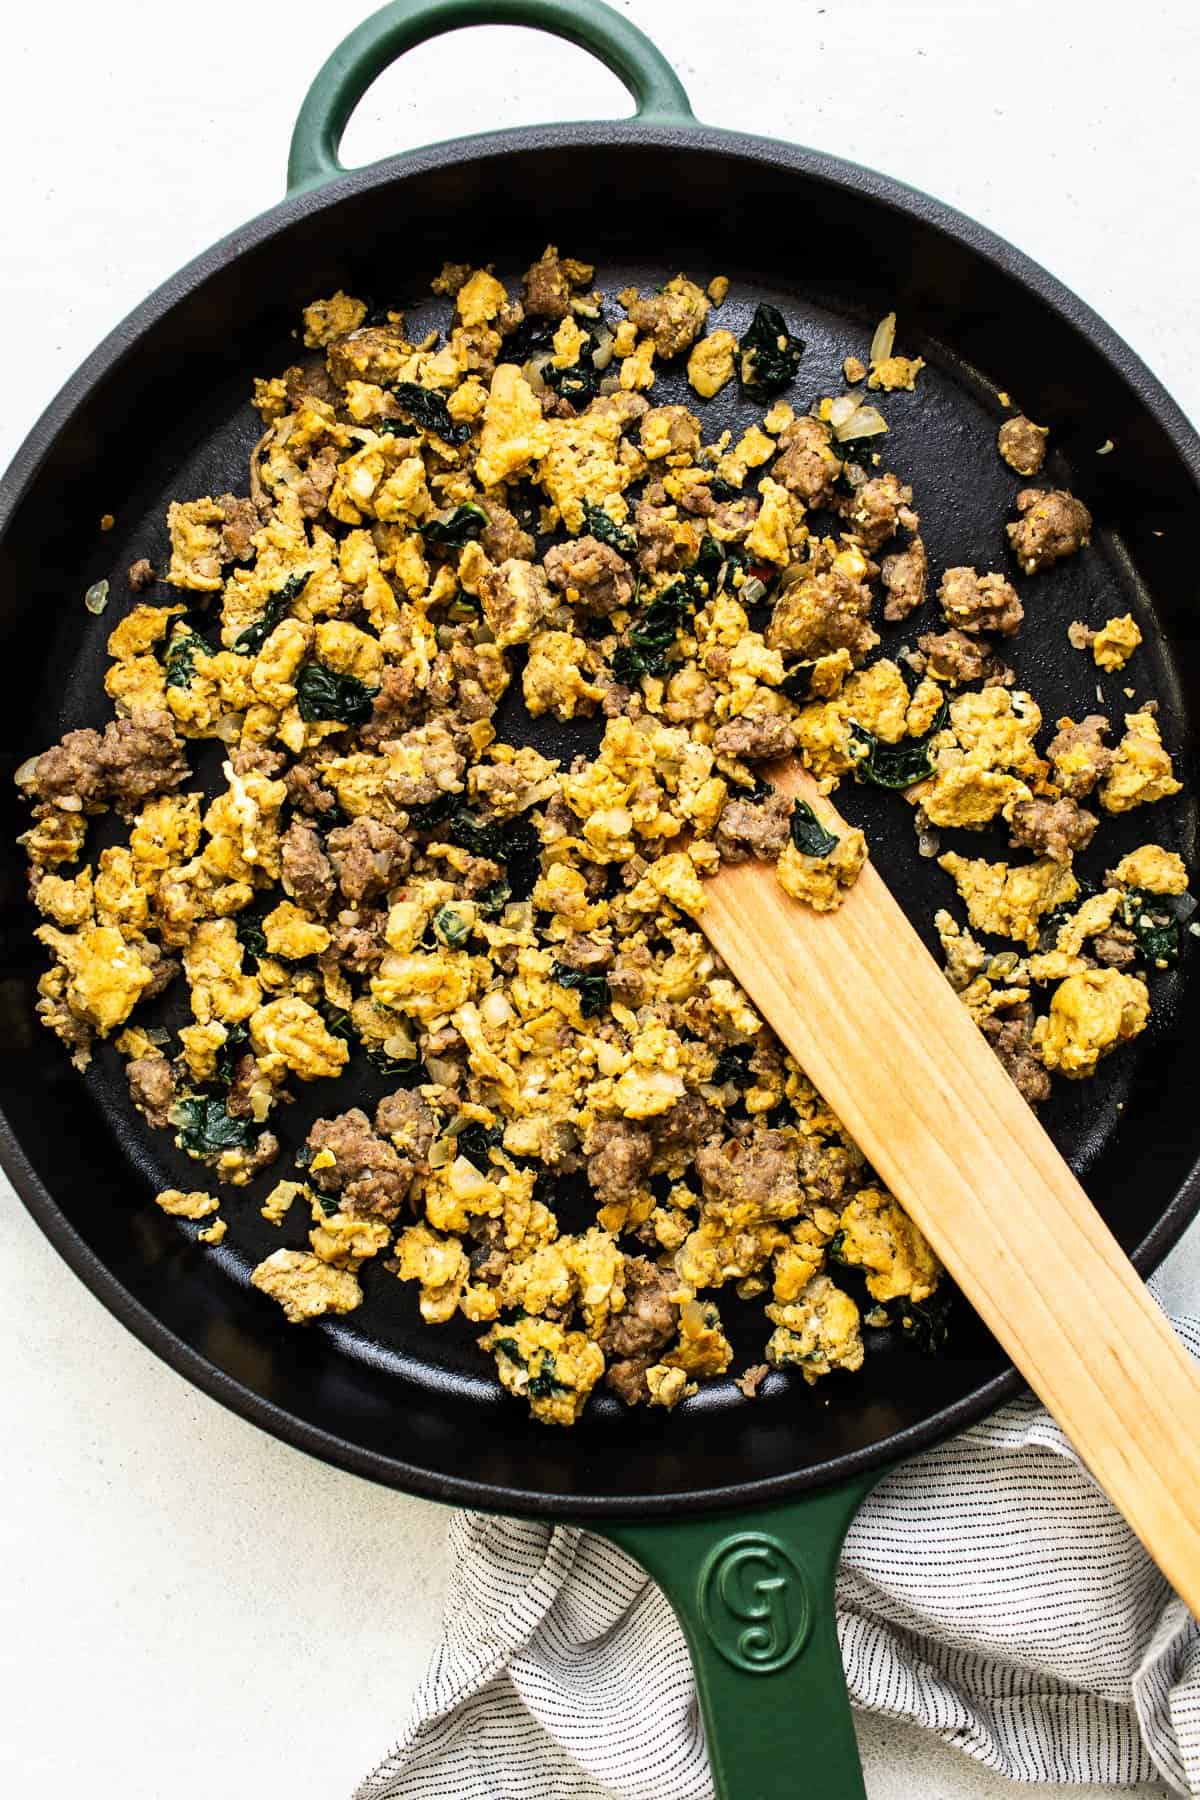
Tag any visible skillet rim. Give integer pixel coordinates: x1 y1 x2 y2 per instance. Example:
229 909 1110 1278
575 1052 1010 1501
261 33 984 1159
2 118 1199 1518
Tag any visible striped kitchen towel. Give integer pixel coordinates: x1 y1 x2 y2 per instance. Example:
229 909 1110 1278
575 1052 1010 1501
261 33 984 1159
355 1308 1200 1800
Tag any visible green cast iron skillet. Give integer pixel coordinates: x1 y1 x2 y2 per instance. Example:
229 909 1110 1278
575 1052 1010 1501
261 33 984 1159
2 2 1199 1793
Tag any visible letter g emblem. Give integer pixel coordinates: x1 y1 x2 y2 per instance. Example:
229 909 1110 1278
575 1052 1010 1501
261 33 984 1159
698 1531 812 1673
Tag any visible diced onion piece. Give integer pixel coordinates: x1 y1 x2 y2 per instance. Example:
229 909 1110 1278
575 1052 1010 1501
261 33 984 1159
427 1135 453 1168
916 828 941 859
827 393 859 430
421 1056 457 1090
522 355 550 394
869 311 897 366
598 374 621 396
480 990 513 1029
590 325 614 371
14 755 40 787
834 405 889 443
740 577 768 605
84 579 110 614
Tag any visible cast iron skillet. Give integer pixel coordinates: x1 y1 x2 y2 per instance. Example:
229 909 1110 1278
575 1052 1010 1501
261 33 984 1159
2 2 1199 1793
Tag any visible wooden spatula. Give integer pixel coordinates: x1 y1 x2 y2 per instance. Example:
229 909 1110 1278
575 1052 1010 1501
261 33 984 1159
700 758 1200 1612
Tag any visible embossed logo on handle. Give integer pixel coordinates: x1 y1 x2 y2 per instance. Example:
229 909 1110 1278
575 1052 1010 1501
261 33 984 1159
698 1532 812 1673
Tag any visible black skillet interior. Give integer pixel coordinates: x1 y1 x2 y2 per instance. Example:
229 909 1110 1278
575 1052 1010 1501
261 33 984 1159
2 129 1199 1516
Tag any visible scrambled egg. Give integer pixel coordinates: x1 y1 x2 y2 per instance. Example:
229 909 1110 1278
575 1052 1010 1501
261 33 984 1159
1034 970 1150 1076
17 251 1188 1429
1101 711 1182 812
1090 614 1142 671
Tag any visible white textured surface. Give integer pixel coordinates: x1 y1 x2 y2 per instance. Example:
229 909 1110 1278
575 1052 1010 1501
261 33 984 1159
1 2 1196 1796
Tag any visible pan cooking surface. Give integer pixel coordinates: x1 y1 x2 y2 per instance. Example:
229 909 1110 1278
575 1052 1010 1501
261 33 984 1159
2 134 1198 1507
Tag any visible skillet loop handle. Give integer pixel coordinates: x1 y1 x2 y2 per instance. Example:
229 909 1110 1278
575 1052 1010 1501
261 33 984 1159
287 0 695 195
598 1474 878 1800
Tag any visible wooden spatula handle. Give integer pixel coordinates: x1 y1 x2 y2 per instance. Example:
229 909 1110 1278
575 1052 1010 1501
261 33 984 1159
701 763 1200 1613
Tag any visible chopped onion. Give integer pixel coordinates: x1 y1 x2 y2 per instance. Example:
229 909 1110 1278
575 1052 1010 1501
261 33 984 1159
1097 438 1114 455
383 1027 416 1060
870 310 897 367
480 990 513 1029
598 374 621 396
834 405 888 444
740 576 768 606
14 755 39 787
214 715 242 744
522 356 548 394
427 1136 453 1168
916 828 941 859
84 579 110 615
988 951 1020 979
779 561 807 592
424 1055 459 1089
590 325 615 371
1177 892 1197 920
827 393 860 430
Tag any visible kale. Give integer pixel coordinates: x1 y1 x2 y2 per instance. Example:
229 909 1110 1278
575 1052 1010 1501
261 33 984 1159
406 800 539 900
544 359 602 407
233 571 311 656
695 534 724 580
849 700 948 790
364 1044 426 1083
884 1289 953 1355
1121 889 1181 968
406 791 458 832
779 661 817 703
1039 880 1098 948
315 1191 341 1216
826 1229 849 1266
712 1043 754 1088
214 1022 249 1087
611 570 710 684
432 903 471 948
550 959 610 1018
789 800 839 858
375 419 420 441
234 903 270 965
580 502 636 557
295 662 379 724
491 1331 566 1396
475 878 512 918
163 627 210 690
456 1119 503 1166
504 315 556 362
709 477 742 502
719 547 751 591
444 808 507 859
173 1094 257 1160
321 1006 354 1042
389 382 473 444
421 504 488 548
737 303 805 396
540 320 611 408
527 1352 568 1400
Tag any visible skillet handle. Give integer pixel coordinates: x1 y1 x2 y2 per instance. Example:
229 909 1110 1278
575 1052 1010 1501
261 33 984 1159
287 0 695 196
597 1472 879 1800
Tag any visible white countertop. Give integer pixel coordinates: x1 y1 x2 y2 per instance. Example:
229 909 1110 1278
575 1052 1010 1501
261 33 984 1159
2 3 1197 1795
